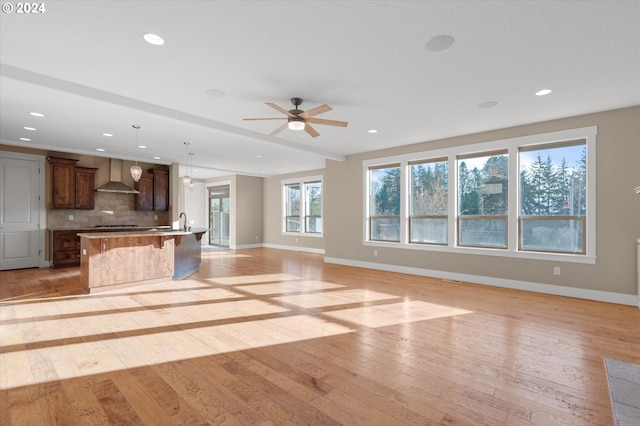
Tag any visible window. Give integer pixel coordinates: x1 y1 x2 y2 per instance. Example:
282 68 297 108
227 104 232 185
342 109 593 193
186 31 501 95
305 181 323 234
519 141 586 254
369 164 401 242
284 183 301 232
458 151 508 248
363 126 596 263
410 159 448 244
283 176 323 235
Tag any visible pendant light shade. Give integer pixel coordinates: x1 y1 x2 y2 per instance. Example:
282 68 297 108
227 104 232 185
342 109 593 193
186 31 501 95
130 164 142 182
131 125 143 182
183 142 191 185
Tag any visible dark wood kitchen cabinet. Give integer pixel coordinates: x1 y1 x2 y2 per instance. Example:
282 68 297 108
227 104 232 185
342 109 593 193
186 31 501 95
151 168 169 211
50 230 81 268
134 172 154 211
48 157 97 210
134 168 169 211
48 157 77 209
74 167 98 209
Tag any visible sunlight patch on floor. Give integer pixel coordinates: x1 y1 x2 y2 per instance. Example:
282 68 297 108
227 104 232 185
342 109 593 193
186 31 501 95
240 279 345 296
0 314 354 390
0 299 289 347
322 300 473 328
206 273 303 286
273 288 400 309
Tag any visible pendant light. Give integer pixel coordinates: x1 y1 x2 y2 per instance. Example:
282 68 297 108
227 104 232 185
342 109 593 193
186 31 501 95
182 142 191 185
189 152 195 188
130 125 143 182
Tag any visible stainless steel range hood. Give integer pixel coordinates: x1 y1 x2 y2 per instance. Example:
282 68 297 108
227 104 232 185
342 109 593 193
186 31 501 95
95 159 140 194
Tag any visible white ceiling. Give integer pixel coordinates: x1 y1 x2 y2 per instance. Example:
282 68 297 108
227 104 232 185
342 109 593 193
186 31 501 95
1 1 638 179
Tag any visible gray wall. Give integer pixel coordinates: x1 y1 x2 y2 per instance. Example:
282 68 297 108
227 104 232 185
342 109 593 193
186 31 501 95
263 169 325 252
236 174 264 247
321 106 639 299
206 174 264 248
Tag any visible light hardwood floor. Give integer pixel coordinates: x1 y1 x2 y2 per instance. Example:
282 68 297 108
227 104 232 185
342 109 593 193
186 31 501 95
1 248 639 425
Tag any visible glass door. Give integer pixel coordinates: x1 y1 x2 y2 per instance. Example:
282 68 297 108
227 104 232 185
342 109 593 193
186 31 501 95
209 185 230 246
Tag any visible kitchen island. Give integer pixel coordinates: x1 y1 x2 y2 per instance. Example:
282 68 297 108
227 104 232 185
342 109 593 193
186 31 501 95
78 228 207 292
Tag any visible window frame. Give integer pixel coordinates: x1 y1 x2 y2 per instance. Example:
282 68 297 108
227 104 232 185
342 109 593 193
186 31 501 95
362 126 597 264
409 158 449 245
368 163 402 242
282 175 324 237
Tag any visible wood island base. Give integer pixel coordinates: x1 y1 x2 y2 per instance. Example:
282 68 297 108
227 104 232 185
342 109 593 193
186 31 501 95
79 229 207 293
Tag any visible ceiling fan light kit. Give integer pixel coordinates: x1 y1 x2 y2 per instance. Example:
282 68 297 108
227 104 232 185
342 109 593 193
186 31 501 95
244 97 348 137
288 118 305 131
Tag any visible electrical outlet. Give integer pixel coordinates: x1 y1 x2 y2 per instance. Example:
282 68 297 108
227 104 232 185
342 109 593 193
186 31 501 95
68 214 73 221
554 267 561 276
374 250 378 257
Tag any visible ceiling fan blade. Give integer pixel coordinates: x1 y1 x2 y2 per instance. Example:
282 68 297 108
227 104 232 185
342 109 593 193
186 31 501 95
270 122 289 136
300 104 332 119
243 117 287 121
265 102 295 117
304 124 320 138
306 117 349 127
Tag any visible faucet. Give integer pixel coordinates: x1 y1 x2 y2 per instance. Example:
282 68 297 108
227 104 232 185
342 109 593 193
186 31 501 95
179 212 188 231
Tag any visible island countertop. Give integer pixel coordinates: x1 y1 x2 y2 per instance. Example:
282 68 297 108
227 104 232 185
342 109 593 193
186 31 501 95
77 227 208 239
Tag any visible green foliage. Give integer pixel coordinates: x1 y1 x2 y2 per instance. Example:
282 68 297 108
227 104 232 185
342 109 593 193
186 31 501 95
520 147 586 216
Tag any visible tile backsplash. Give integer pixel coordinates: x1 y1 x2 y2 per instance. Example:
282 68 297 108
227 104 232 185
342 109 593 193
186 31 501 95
48 192 169 229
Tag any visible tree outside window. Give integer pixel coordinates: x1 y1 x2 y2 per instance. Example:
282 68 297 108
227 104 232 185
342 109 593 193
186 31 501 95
458 152 508 248
369 164 401 241
285 184 301 232
410 159 448 244
520 142 586 253
305 181 322 233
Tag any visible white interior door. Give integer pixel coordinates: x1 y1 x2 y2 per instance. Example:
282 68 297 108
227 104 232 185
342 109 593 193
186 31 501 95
0 154 43 270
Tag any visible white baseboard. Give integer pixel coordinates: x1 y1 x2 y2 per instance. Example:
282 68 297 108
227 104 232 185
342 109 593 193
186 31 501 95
262 243 325 255
231 243 264 250
324 256 638 307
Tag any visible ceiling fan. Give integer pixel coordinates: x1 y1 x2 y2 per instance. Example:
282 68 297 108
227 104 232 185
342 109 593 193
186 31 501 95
243 97 348 137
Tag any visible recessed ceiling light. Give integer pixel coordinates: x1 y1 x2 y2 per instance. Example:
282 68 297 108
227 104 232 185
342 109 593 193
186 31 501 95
153 156 161 160
425 34 455 53
96 148 105 152
20 137 31 141
478 101 498 109
138 145 147 149
205 89 226 98
256 155 262 158
368 129 378 134
536 89 552 96
29 112 44 117
23 126 36 131
143 33 164 46
102 133 113 137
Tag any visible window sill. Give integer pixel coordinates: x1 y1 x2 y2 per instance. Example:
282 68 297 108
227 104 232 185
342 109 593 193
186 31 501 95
282 232 324 238
363 240 596 264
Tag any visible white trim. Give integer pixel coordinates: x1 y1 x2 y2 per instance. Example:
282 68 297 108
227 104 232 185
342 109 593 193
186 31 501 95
363 240 596 264
263 243 325 255
362 126 597 264
281 175 324 236
324 256 636 306
232 243 264 250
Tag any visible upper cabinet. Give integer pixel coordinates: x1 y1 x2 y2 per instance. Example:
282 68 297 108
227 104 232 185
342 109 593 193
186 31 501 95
75 167 98 209
134 168 169 211
48 157 98 210
151 168 169 211
134 171 154 211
